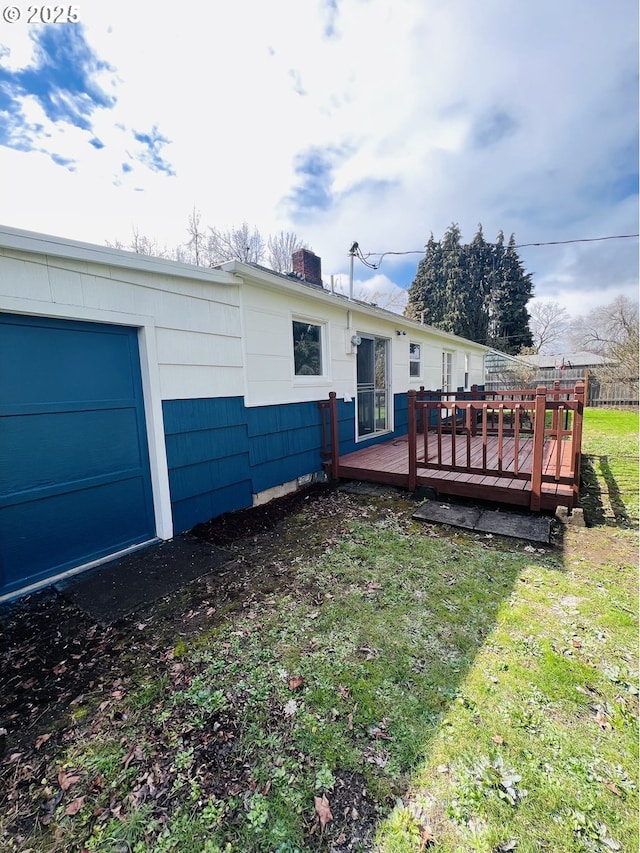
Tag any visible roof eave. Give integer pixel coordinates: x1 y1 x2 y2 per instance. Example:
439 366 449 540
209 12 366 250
220 260 489 352
0 225 239 285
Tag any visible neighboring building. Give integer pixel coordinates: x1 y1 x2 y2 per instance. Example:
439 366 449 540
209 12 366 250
485 349 615 391
0 227 487 599
517 352 616 385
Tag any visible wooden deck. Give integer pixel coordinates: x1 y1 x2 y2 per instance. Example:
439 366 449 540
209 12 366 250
334 432 575 510
320 383 585 513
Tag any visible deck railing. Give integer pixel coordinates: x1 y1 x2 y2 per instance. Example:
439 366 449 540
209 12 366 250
318 392 340 477
408 382 585 510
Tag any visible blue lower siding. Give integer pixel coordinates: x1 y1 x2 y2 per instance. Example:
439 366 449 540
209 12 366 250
162 393 411 533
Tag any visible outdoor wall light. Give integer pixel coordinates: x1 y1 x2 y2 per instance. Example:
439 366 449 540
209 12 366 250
395 330 407 336
351 334 362 347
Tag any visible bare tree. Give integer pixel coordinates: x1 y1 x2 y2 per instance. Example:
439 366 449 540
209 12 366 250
106 228 177 259
332 278 408 314
267 231 308 274
527 299 571 354
185 206 208 266
107 217 311 274
571 296 639 382
207 222 266 266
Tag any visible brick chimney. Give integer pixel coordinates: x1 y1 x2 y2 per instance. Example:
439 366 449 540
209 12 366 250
292 248 323 287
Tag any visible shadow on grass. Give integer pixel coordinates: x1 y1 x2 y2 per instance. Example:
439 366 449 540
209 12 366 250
579 454 631 527
0 489 563 852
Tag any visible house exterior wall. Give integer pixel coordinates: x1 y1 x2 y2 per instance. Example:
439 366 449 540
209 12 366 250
237 268 486 409
0 231 243 552
0 228 488 597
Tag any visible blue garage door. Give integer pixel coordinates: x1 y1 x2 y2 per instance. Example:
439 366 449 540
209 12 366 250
0 314 156 597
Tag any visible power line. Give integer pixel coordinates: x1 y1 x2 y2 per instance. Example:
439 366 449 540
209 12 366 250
355 233 640 269
515 234 639 248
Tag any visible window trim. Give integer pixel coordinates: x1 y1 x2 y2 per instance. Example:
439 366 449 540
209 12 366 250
291 315 329 384
409 341 422 379
442 350 453 393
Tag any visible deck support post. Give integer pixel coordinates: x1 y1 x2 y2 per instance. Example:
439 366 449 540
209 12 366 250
530 385 547 511
328 392 340 480
408 390 417 492
571 381 585 507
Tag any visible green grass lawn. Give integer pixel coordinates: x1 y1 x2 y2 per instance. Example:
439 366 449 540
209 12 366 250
579 408 639 526
1 411 637 853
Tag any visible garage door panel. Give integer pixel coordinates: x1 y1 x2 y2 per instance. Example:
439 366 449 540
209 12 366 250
1 407 147 495
0 313 155 597
0 477 153 595
0 318 139 405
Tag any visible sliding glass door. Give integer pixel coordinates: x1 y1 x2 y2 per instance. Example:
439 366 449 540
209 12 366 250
356 335 389 439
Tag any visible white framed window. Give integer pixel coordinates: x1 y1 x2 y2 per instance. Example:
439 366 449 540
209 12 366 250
442 350 453 392
292 318 326 379
409 342 421 378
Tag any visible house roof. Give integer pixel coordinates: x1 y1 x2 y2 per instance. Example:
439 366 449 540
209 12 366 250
0 225 238 285
518 352 616 368
0 225 489 355
220 259 489 353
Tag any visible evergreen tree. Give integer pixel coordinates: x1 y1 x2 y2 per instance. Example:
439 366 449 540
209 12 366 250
405 233 443 324
439 223 466 335
490 233 533 353
463 223 492 343
405 225 534 353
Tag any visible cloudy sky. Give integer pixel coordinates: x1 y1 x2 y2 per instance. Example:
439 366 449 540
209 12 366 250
1 0 638 321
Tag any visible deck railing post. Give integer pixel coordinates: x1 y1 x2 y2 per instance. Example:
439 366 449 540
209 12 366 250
530 385 547 511
408 390 417 492
571 381 586 507
551 380 561 438
470 385 478 436
328 392 339 481
583 369 590 407
417 386 425 433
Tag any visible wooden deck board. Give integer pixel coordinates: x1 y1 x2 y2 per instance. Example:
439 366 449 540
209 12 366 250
334 431 576 510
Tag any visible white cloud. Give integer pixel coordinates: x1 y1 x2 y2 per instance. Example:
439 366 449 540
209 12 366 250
0 0 637 319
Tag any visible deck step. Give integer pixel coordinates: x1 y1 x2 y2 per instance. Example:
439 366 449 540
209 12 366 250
413 501 552 543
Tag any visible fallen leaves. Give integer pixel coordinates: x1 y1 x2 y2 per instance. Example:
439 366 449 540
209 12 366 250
57 769 81 791
368 723 392 740
288 674 304 691
122 743 144 770
35 733 51 750
39 790 64 825
314 793 333 829
64 796 85 816
593 707 613 730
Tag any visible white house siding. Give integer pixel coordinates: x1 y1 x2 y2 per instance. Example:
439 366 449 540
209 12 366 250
0 228 488 598
236 265 487 408
0 228 243 595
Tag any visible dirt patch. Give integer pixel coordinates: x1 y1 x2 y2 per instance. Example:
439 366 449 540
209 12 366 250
192 482 333 545
0 485 335 751
1 484 390 851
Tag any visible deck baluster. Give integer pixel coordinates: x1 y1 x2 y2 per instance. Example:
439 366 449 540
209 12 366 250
530 386 547 511
408 390 417 491
482 403 488 469
513 404 521 475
